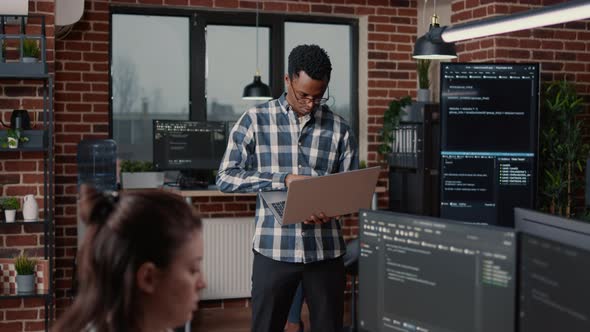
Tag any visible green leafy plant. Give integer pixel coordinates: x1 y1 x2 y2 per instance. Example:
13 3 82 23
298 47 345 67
359 160 367 169
417 59 431 89
22 39 40 58
539 80 589 217
120 160 155 172
1 197 20 210
0 128 29 148
378 96 412 155
14 254 37 275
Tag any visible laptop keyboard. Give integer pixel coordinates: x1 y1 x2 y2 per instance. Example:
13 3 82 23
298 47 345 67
271 201 286 217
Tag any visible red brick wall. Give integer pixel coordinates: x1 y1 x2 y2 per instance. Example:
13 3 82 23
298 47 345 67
452 0 590 90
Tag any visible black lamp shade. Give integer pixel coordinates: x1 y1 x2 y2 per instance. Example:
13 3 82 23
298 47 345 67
242 75 272 100
413 34 457 60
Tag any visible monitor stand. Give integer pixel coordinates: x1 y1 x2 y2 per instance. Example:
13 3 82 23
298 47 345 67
177 170 213 190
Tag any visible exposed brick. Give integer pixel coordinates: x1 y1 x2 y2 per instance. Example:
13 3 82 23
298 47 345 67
24 321 46 331
0 322 23 331
5 309 38 320
6 235 38 247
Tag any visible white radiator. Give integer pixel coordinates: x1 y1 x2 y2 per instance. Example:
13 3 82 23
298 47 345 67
200 217 255 300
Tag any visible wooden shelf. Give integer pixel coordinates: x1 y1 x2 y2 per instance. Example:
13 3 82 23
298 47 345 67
0 221 46 226
0 288 50 299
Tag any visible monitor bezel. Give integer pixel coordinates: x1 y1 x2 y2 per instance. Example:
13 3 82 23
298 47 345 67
152 119 228 172
438 62 541 227
515 207 590 252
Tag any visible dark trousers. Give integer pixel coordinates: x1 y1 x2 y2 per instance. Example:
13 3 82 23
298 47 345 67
251 252 345 332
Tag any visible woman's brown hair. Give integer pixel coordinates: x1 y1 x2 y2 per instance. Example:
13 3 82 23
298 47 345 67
52 185 202 332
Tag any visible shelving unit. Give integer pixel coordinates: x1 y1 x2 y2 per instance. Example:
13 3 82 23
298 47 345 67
0 15 54 332
388 103 440 217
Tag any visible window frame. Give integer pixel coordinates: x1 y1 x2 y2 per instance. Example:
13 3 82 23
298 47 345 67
109 6 359 138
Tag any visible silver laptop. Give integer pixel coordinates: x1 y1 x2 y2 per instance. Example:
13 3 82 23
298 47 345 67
260 167 381 225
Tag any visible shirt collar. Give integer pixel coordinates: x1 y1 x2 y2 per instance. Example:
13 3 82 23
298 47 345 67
278 92 315 122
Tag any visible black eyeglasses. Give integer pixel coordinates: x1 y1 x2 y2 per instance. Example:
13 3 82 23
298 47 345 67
290 84 330 106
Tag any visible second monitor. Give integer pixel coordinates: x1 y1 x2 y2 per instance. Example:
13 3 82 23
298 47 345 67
153 120 228 188
358 209 516 332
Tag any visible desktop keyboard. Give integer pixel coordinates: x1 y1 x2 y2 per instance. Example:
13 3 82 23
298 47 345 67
271 201 286 217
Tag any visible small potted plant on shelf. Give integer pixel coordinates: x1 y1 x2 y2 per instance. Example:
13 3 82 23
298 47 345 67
21 39 40 63
120 160 164 189
0 128 29 149
14 253 37 293
1 196 20 223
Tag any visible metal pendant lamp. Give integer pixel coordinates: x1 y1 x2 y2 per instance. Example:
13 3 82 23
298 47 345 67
413 0 457 60
242 2 272 100
413 0 590 59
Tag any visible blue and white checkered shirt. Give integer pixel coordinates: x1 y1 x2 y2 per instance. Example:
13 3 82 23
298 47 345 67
216 93 358 263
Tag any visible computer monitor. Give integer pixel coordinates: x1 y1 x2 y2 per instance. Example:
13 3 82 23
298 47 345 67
514 208 590 332
358 209 516 332
153 120 228 187
439 63 539 227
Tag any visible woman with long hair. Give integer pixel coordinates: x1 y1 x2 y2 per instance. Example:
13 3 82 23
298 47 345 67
53 185 206 332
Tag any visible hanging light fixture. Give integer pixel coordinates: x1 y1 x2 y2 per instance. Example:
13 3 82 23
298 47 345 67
242 1 272 100
413 0 457 60
413 0 590 59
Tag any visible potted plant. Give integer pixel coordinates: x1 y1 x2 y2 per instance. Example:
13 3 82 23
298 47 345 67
120 160 164 189
378 96 412 157
1 196 20 222
14 253 37 293
539 80 589 217
416 59 431 102
0 128 29 149
21 39 40 63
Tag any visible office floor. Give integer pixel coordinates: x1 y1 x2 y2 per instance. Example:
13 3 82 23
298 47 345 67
192 300 352 332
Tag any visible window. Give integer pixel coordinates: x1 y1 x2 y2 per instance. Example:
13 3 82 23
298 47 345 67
111 13 189 161
206 25 270 122
110 8 358 161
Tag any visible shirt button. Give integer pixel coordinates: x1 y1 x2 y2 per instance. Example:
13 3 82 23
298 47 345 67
298 165 302 168
298 142 302 146
301 231 306 236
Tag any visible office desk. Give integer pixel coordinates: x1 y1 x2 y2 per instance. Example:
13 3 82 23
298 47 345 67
165 187 385 205
163 187 256 204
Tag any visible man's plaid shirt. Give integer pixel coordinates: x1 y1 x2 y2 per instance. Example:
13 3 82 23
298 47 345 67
216 93 358 263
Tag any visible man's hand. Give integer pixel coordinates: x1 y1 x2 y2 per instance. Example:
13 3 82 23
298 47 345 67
285 174 311 187
304 212 331 225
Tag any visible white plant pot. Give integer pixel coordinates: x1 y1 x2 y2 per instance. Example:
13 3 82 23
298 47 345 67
4 210 16 223
16 274 35 293
121 172 165 189
417 89 431 102
22 195 39 221
22 57 38 63
7 137 18 149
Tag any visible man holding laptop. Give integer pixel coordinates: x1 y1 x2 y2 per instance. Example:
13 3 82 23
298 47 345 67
217 44 362 332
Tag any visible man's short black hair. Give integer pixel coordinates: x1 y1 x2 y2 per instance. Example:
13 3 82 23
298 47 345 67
288 44 332 82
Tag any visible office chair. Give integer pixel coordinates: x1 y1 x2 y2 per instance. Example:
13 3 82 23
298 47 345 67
343 238 360 332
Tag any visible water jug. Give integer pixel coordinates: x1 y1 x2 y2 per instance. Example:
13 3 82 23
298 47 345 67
22 194 39 222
